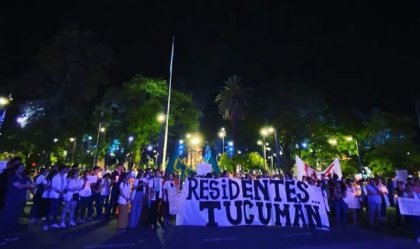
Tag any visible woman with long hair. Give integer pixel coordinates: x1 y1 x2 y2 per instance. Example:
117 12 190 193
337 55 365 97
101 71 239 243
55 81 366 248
117 172 131 234
60 169 82 227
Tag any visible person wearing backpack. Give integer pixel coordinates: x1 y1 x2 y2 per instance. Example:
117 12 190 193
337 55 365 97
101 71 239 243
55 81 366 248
29 168 49 224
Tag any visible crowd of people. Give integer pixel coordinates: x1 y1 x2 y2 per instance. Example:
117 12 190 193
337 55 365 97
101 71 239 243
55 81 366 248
0 156 419 245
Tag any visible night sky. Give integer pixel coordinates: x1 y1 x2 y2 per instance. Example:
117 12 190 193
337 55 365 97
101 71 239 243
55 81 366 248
1 1 420 118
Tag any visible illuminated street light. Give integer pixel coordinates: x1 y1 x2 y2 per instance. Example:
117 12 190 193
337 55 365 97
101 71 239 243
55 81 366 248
260 126 280 171
218 127 226 154
157 113 166 123
191 136 201 146
0 95 12 133
53 138 59 143
0 97 10 106
100 127 106 133
328 138 337 146
69 138 77 164
128 136 134 142
186 133 203 168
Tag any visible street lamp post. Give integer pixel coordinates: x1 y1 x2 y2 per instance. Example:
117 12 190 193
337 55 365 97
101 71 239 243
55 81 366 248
218 128 226 154
257 139 267 170
70 138 77 165
268 127 280 170
344 136 363 173
260 128 269 170
128 136 134 169
93 121 102 167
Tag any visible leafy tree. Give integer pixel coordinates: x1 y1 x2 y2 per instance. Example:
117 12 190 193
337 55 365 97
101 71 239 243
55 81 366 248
219 151 267 173
95 75 201 166
361 111 420 176
215 75 252 144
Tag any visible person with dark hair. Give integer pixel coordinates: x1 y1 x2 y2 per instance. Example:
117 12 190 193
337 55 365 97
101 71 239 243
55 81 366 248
30 167 50 224
98 173 111 219
106 163 124 219
43 165 69 230
78 170 93 223
333 180 348 228
0 163 35 244
394 181 405 229
0 157 22 214
147 170 163 229
366 177 382 227
60 169 82 227
41 169 57 230
128 171 145 229
117 172 131 234
163 173 178 226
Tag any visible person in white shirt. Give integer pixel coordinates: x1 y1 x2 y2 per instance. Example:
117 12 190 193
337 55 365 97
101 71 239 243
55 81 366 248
163 173 178 226
366 177 382 227
98 173 111 219
44 165 69 230
60 169 82 227
78 170 93 223
117 173 131 234
30 168 49 224
147 170 163 229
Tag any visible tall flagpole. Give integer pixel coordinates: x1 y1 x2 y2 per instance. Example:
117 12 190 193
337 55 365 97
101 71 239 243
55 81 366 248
161 36 175 171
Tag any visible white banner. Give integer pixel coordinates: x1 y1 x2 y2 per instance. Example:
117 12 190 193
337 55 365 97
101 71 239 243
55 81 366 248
398 197 420 216
395 170 408 184
176 178 330 230
295 156 342 181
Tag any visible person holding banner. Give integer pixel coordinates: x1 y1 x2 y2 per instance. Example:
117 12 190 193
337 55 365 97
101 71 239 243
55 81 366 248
394 181 405 229
402 183 420 243
163 173 178 226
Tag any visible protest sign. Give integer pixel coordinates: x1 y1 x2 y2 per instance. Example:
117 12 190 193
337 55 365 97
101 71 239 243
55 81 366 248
87 175 98 184
196 163 212 176
395 170 408 184
176 178 330 230
398 197 420 216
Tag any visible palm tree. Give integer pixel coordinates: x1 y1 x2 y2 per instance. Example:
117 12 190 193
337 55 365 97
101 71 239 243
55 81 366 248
215 75 251 144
